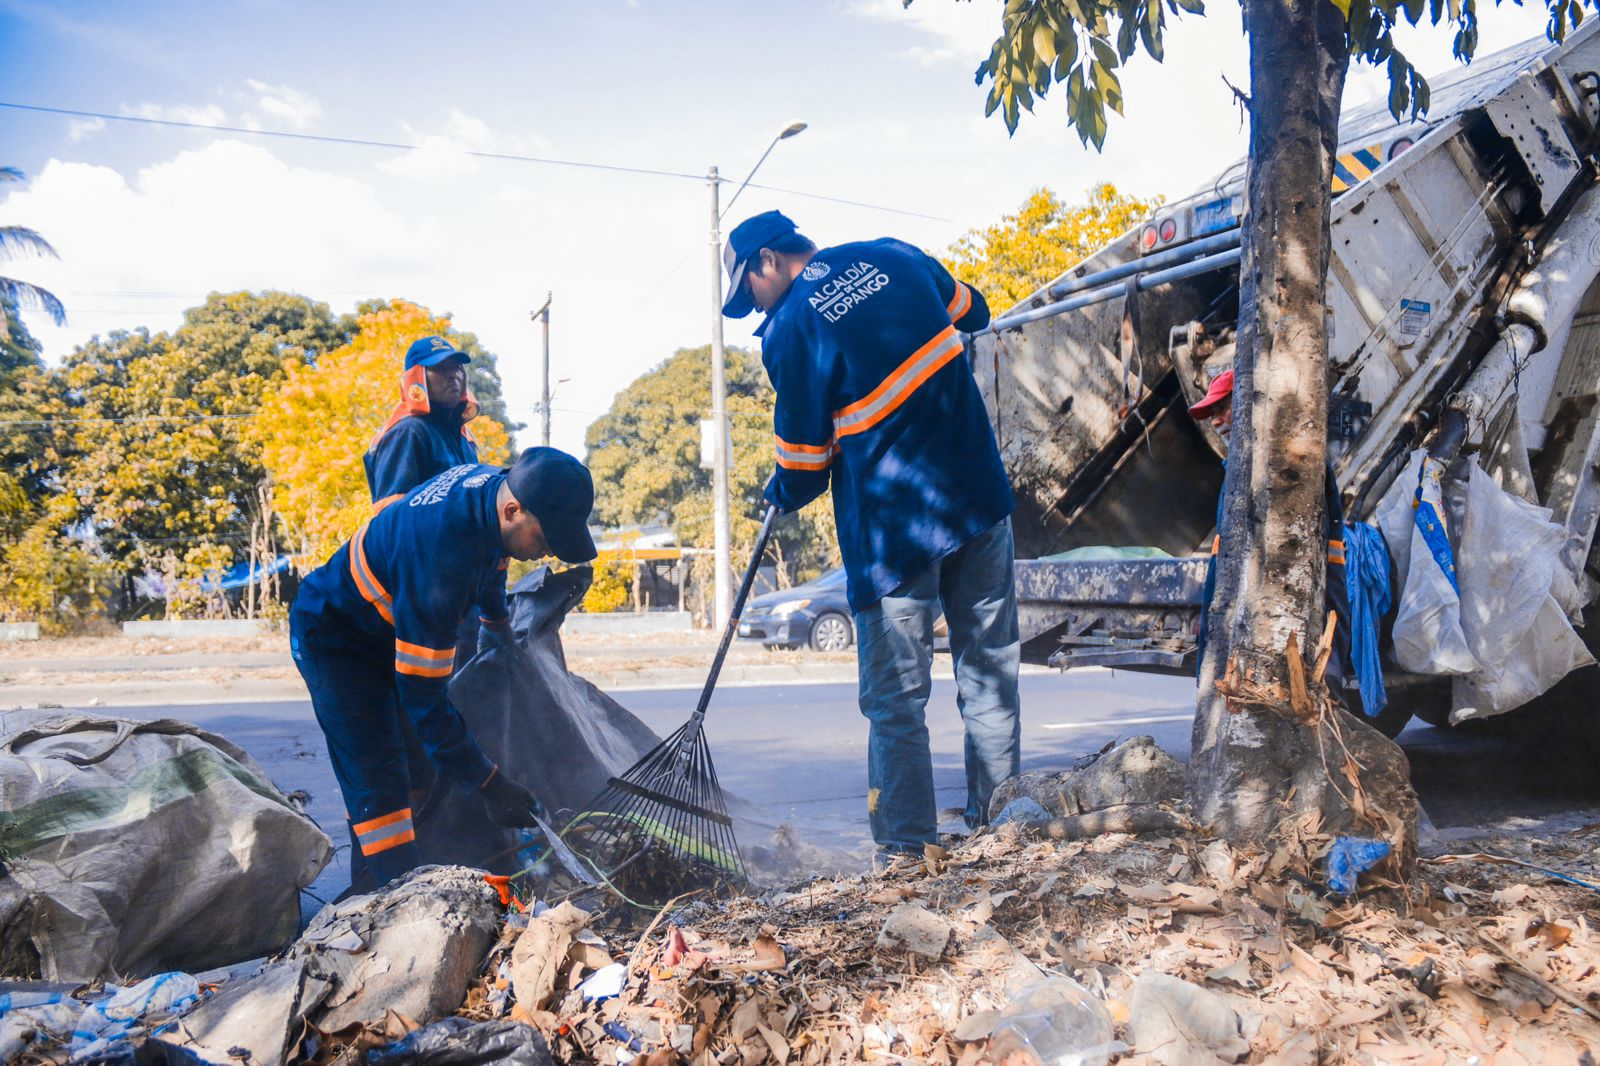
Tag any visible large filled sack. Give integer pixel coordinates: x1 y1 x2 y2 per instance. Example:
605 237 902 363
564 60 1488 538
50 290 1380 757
1375 451 1476 676
407 566 664 873
1449 461 1593 721
0 711 332 981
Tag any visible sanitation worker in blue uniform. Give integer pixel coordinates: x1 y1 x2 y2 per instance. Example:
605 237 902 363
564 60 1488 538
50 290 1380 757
723 210 1020 858
364 336 483 514
289 448 598 891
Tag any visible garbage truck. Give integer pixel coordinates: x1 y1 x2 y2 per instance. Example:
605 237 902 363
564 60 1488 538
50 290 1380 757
970 22 1600 736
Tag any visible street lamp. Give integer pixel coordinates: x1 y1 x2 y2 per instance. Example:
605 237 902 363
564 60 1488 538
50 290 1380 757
708 121 807 632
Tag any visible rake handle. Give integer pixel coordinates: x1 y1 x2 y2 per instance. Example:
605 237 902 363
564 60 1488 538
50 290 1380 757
691 504 780 725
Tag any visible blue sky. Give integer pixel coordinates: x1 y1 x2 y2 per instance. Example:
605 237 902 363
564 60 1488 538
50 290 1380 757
0 0 1555 455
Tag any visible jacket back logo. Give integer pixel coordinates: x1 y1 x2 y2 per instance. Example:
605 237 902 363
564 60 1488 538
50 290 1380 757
808 261 889 323
410 464 475 507
800 260 831 282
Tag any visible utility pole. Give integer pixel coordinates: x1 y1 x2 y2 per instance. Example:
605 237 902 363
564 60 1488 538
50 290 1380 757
706 123 807 632
532 292 553 447
708 167 733 631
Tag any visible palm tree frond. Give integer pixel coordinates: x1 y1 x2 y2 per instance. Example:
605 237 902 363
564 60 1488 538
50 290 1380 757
0 277 67 327
0 226 59 261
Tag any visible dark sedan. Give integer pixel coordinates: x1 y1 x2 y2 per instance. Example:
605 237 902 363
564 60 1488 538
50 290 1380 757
736 568 854 651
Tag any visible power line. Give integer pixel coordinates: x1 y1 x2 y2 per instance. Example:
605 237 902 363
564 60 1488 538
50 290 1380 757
0 101 950 222
0 412 252 427
0 101 705 183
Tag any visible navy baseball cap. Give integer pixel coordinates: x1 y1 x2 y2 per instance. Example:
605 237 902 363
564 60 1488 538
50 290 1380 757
506 447 597 563
404 336 472 370
722 210 800 319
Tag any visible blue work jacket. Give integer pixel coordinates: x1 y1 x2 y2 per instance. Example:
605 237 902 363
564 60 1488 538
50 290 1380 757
295 463 511 785
364 407 480 512
756 238 1012 610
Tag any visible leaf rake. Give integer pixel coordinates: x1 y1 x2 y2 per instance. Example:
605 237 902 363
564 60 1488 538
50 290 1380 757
563 504 779 902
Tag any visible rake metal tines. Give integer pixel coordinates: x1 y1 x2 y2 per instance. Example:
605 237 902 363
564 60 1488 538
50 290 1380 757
563 712 747 906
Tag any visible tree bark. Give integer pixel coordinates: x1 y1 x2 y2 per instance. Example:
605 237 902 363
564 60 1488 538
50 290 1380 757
1188 0 1418 859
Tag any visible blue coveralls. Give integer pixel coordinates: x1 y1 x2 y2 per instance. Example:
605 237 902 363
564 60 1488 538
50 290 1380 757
756 238 1020 849
289 464 510 890
361 386 485 843
364 406 479 511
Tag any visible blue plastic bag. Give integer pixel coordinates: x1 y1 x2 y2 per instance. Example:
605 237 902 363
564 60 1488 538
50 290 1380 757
1326 836 1391 894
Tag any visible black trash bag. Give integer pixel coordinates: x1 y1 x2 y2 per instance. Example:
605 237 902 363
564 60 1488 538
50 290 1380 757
409 566 664 872
367 1017 554 1066
81 1039 212 1066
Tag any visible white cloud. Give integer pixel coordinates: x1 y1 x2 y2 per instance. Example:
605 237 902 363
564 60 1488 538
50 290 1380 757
0 137 705 456
121 101 228 125
376 109 498 182
67 117 106 141
245 79 323 129
0 143 425 363
852 0 1000 64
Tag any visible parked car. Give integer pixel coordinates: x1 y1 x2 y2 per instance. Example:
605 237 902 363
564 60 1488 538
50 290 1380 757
737 569 854 651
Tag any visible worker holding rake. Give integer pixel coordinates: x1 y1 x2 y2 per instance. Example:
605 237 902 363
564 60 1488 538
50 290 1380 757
723 210 1022 861
289 448 598 892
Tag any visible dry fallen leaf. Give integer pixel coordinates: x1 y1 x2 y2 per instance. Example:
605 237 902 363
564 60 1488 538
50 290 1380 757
868 885 918 905
734 932 788 973
1529 920 1574 950
1493 883 1537 906
1205 957 1259 990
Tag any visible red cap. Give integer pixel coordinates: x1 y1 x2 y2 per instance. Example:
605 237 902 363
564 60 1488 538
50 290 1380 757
1188 369 1234 417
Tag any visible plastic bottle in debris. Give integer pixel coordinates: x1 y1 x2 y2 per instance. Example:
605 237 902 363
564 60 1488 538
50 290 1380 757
984 976 1118 1066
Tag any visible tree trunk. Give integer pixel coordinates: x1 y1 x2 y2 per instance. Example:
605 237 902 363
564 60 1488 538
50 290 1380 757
1187 0 1418 859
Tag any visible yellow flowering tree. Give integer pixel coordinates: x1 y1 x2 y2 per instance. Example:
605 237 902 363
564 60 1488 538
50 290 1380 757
248 300 511 564
943 184 1163 311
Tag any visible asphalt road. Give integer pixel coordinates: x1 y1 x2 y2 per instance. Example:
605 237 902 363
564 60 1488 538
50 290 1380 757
92 668 1600 907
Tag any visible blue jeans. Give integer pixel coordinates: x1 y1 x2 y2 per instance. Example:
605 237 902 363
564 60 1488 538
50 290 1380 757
854 518 1021 850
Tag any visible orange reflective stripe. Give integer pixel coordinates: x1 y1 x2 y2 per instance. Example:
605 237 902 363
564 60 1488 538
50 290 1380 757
833 326 963 440
1211 536 1220 555
352 807 413 836
348 524 395 625
775 435 835 471
395 656 453 678
352 807 417 854
361 825 412 851
371 493 406 515
395 638 454 678
395 638 453 661
946 282 972 321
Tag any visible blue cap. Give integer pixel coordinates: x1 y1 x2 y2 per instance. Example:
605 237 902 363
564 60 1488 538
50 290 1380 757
722 210 800 319
404 336 472 370
506 447 597 563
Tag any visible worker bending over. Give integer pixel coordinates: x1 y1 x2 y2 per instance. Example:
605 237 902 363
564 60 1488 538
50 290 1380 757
290 448 597 891
722 210 1021 860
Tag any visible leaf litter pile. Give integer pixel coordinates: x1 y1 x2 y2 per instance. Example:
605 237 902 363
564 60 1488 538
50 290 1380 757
452 815 1600 1065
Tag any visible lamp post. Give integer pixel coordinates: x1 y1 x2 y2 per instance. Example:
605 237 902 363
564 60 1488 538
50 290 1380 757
531 292 552 447
708 121 807 632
